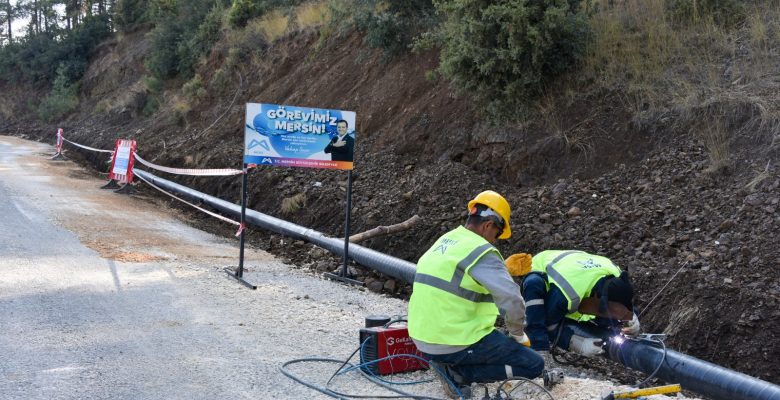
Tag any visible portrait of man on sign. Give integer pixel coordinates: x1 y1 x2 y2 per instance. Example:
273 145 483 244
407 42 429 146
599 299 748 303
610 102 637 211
323 119 354 162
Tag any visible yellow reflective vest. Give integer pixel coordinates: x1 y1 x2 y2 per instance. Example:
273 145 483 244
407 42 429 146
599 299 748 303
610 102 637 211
408 226 502 346
530 250 621 321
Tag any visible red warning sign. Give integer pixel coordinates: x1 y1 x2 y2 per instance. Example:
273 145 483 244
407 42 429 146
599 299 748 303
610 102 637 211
109 139 137 184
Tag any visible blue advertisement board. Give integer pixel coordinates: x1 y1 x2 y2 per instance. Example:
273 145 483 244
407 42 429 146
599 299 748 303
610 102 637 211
244 103 356 170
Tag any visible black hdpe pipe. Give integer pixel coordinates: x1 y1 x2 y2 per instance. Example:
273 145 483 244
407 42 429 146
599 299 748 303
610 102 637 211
134 169 780 400
606 336 780 400
133 169 416 283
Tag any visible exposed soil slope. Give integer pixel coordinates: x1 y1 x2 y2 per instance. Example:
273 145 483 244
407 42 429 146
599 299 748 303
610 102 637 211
1 25 778 386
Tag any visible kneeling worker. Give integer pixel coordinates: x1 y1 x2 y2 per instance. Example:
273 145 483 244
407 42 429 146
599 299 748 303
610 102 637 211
408 191 543 399
512 250 641 365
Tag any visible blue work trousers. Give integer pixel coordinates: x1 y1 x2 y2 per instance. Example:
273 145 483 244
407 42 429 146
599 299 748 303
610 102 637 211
523 272 617 351
422 330 544 385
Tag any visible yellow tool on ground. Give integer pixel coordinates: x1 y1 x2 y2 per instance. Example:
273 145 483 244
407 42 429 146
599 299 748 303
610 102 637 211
602 384 682 399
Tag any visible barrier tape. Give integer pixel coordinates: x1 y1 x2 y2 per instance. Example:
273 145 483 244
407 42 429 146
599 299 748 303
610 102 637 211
135 171 241 228
133 152 244 176
58 135 247 232
62 137 115 154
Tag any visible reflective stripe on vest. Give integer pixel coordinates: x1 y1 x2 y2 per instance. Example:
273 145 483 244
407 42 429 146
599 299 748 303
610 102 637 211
545 251 584 313
414 243 494 303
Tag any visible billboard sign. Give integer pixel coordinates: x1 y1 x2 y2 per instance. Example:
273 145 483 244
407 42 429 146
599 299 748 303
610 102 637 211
244 103 356 170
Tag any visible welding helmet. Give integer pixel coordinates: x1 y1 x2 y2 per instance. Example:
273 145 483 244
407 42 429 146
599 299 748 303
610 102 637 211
467 191 512 239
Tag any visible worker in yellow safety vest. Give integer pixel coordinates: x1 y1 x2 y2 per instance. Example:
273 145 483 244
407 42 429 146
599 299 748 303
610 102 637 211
408 191 543 399
504 250 641 367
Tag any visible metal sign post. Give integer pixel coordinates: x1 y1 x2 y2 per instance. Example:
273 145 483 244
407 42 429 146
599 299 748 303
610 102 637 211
243 103 360 286
324 170 363 286
225 164 258 289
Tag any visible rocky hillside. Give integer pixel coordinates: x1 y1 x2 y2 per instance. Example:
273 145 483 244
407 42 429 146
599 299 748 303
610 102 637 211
1 3 779 386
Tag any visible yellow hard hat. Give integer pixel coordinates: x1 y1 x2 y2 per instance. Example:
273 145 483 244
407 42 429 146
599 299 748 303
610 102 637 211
505 253 532 276
467 190 512 239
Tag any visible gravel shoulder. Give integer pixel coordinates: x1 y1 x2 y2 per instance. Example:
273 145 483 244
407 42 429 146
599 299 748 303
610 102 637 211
0 136 701 400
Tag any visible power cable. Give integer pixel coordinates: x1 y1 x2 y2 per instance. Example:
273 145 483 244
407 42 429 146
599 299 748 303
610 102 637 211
639 261 689 318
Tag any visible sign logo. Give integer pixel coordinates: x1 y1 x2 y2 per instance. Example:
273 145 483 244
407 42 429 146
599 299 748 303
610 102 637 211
248 139 270 151
577 258 603 269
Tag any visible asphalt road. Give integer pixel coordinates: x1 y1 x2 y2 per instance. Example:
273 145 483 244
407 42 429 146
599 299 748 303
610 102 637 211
0 136 422 400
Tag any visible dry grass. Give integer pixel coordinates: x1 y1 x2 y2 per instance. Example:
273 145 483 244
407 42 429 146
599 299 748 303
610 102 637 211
537 95 598 159
250 10 290 43
584 0 682 90
280 193 307 215
582 0 779 98
701 119 731 175
744 161 773 192
295 2 330 29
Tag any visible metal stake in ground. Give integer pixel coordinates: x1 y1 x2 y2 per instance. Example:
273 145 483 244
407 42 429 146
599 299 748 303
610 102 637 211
224 164 257 290
325 170 362 286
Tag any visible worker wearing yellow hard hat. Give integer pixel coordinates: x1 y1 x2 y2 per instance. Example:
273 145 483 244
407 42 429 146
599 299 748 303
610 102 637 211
408 191 542 399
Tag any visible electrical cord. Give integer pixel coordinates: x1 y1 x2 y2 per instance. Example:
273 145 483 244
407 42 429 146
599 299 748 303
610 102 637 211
494 377 555 400
281 358 441 399
282 336 452 400
631 336 667 388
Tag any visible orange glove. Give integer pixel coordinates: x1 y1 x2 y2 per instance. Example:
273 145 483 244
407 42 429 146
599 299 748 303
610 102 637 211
511 333 531 347
505 253 532 276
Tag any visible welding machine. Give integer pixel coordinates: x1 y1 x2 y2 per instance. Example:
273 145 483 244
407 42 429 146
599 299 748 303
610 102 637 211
359 315 429 375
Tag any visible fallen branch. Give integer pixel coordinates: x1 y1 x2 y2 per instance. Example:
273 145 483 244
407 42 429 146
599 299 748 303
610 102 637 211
348 215 421 243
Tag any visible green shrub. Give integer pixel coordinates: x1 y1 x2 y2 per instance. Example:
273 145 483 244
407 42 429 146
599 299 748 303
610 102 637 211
430 0 590 119
38 65 79 121
0 14 112 84
210 67 229 90
146 0 229 81
182 74 207 100
144 75 163 93
113 0 150 33
666 0 746 28
229 0 268 27
332 0 436 58
142 96 161 116
145 21 182 79
178 3 225 78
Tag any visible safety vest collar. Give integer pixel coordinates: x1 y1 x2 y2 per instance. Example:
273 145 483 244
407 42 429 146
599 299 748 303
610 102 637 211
414 242 495 303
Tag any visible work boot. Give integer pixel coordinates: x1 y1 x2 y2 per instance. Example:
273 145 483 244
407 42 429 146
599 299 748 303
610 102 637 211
429 361 472 399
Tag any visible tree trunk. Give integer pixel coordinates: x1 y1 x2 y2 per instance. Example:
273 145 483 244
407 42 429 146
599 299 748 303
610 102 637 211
5 1 11 43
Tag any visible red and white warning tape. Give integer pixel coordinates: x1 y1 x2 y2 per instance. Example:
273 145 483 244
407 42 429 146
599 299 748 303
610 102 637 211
133 152 244 176
57 135 246 236
134 172 243 234
62 137 115 154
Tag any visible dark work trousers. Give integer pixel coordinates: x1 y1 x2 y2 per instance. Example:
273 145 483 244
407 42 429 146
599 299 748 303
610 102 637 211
522 273 619 351
421 330 544 385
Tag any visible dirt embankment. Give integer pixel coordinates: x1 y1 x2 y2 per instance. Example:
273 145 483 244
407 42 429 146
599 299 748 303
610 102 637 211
1 25 778 385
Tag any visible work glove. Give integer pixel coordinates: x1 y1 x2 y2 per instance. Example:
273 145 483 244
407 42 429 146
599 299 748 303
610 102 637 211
505 253 532 277
569 335 604 357
622 313 641 336
510 333 531 347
